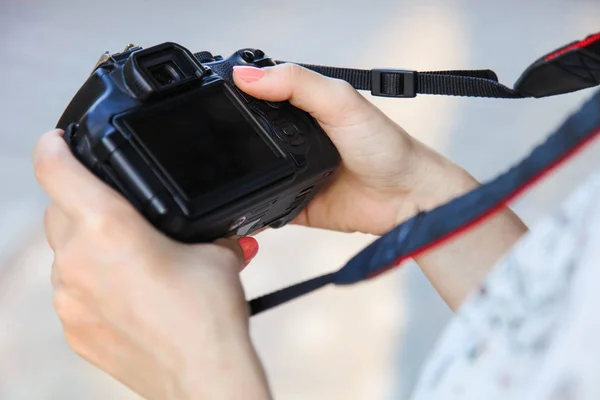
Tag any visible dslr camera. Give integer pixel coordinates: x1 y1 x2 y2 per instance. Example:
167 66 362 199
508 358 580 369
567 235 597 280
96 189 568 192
57 43 340 242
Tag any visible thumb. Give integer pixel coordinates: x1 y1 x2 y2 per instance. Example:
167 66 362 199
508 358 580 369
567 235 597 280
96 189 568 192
233 63 374 127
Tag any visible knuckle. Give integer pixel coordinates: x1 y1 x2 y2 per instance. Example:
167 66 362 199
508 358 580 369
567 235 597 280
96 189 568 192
283 62 303 74
63 329 90 359
332 77 355 93
324 79 366 123
33 146 62 185
83 201 127 235
54 245 78 270
85 211 113 235
53 293 95 362
327 76 357 99
52 289 75 322
53 245 85 286
44 203 63 232
281 62 306 83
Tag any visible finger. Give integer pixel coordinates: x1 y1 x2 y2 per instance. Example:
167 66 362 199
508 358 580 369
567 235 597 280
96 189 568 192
237 237 259 269
33 129 126 219
233 63 376 127
213 237 259 271
44 202 72 251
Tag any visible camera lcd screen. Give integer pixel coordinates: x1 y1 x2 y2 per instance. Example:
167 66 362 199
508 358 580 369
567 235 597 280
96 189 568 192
122 82 289 202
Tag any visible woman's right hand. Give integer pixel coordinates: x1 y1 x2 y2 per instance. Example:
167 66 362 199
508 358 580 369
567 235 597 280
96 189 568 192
234 63 528 310
234 63 477 236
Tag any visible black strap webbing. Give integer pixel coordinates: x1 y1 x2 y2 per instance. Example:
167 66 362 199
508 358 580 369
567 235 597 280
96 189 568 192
274 63 523 98
248 32 600 316
273 32 600 99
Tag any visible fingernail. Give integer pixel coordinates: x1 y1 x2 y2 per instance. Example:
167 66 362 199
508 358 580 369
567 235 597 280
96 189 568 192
238 236 259 264
233 66 265 83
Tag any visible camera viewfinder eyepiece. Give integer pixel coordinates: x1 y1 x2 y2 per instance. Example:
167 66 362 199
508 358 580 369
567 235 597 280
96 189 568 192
123 42 209 100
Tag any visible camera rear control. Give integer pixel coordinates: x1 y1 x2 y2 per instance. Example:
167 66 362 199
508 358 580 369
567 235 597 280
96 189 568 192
287 152 306 167
273 122 291 143
282 123 299 137
247 99 310 166
241 50 255 62
273 121 304 145
289 135 305 147
249 102 268 116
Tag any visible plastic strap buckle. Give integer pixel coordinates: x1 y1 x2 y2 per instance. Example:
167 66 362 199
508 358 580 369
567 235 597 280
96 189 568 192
371 69 416 98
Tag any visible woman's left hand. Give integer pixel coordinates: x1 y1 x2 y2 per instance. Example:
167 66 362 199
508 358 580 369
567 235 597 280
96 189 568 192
33 129 271 400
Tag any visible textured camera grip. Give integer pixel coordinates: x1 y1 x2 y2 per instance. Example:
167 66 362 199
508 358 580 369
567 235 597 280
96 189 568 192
207 59 235 84
203 49 273 86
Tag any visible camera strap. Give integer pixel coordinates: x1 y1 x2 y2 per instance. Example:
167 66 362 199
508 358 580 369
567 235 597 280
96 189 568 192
248 32 600 316
277 32 600 99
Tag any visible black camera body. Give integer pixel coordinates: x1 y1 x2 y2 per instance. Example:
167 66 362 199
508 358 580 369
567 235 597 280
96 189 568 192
57 42 340 242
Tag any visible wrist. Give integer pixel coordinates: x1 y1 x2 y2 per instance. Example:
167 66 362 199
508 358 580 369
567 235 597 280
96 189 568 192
177 315 271 400
407 139 479 213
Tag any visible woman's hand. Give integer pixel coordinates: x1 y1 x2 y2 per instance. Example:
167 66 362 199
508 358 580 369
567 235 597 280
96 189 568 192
234 64 528 310
33 130 271 400
234 64 477 236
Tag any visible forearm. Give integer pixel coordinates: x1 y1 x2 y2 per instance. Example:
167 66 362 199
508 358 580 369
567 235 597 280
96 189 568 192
408 143 528 311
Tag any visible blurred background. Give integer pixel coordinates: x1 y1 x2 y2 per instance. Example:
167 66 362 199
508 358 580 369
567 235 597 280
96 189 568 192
1 0 599 399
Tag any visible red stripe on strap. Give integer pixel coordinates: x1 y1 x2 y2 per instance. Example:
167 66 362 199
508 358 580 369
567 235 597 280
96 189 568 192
545 32 600 61
367 125 600 280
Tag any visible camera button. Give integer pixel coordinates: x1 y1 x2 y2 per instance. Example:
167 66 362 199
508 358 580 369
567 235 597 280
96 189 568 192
288 152 306 167
273 124 291 143
250 102 269 116
241 50 255 62
290 135 305 147
282 124 300 137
